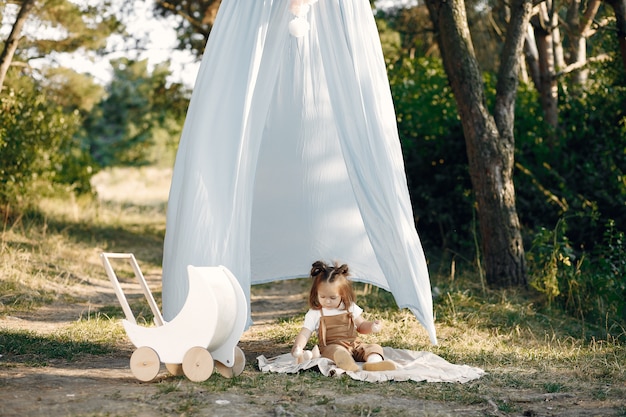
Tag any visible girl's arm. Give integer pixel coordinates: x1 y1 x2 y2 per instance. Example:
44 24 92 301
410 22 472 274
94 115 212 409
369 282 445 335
291 328 312 355
354 316 382 334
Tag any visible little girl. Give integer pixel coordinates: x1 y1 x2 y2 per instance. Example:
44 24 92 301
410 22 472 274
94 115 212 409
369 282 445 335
291 260 396 372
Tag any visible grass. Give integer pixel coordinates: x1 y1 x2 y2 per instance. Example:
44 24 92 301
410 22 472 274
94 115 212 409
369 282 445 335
0 311 127 367
1 167 625 416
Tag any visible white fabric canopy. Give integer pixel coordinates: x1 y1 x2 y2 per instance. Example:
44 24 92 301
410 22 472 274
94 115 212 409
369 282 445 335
162 0 437 345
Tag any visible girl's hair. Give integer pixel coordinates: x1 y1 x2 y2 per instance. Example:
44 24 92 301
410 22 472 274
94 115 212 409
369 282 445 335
308 260 356 310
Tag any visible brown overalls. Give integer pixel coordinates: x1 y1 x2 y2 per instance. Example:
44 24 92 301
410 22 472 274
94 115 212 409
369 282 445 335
318 309 384 362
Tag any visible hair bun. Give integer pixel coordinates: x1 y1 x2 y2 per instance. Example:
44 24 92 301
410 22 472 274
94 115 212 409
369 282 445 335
336 263 349 275
310 260 327 277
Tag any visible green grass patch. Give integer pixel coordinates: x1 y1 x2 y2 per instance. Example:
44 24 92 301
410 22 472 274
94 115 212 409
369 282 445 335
0 329 112 363
0 313 125 364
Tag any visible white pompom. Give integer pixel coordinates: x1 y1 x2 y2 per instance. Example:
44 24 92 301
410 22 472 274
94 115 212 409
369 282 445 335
288 17 310 38
371 322 382 333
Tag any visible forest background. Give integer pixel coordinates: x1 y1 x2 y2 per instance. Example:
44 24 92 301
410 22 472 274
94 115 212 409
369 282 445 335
1 0 625 340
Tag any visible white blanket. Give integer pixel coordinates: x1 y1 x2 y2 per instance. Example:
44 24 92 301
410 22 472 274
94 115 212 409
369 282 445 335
257 346 485 383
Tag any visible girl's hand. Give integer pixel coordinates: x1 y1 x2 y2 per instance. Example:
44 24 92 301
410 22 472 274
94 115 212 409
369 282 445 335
292 328 312 356
292 346 303 358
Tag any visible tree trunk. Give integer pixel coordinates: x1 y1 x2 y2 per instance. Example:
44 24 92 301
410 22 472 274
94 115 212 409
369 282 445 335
566 0 602 85
606 0 626 72
0 0 36 92
526 1 604 124
531 2 559 129
524 24 541 87
425 0 529 288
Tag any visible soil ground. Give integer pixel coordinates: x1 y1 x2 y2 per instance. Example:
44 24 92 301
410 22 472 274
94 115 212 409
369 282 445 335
1 271 624 417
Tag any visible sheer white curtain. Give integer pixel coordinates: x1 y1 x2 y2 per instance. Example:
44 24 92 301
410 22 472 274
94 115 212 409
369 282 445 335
162 0 437 345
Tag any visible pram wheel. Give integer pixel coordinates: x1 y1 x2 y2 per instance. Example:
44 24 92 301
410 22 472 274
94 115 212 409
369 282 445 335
130 346 160 382
165 363 184 376
215 345 246 378
182 346 215 382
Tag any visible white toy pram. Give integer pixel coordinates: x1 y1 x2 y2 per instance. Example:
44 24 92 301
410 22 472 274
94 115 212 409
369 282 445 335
100 253 247 382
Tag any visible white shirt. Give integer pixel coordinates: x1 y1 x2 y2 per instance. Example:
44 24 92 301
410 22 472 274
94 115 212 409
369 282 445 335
302 302 363 332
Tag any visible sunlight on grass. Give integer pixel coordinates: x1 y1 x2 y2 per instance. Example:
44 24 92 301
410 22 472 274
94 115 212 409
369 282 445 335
91 166 172 206
62 312 128 346
0 178 166 314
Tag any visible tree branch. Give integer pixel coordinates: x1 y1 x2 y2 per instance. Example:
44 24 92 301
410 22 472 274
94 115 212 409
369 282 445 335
155 0 206 32
553 53 610 78
580 0 602 37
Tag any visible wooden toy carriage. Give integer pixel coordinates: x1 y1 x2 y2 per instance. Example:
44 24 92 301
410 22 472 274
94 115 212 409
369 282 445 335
100 253 247 382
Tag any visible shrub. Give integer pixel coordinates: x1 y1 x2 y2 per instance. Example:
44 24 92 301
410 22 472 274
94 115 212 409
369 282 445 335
527 218 626 335
0 87 94 207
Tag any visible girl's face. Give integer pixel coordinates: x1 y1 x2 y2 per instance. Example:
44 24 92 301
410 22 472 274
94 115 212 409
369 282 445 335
317 280 342 309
